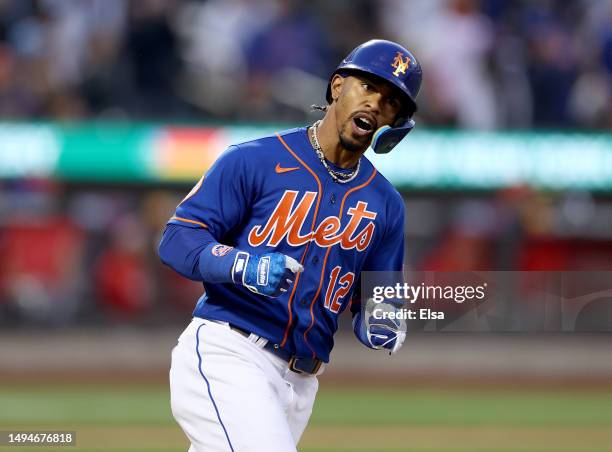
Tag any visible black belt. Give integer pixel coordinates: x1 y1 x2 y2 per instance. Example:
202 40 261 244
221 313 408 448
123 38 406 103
229 324 323 375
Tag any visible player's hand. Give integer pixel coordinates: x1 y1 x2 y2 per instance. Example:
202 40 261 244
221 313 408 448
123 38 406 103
353 302 406 354
232 251 303 297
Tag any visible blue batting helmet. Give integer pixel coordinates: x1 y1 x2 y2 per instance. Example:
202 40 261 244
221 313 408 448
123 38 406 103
326 39 423 154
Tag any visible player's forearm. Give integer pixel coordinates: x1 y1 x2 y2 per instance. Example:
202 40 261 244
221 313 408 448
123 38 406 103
158 223 220 281
159 223 254 284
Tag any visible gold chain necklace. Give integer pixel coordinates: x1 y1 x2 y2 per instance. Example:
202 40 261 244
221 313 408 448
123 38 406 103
310 120 360 184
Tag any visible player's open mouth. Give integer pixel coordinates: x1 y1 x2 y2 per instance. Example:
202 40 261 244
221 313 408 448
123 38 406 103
352 113 376 138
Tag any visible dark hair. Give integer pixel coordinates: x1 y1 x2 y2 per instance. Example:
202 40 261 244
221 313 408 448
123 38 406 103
311 104 328 113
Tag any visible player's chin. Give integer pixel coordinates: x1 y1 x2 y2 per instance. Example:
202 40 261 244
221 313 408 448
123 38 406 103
340 128 371 152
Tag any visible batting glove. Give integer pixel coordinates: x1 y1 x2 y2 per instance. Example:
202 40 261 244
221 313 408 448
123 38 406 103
231 251 303 297
353 301 406 354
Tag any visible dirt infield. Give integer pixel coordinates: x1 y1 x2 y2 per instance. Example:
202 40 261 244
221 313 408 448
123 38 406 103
303 425 612 450
301 426 612 451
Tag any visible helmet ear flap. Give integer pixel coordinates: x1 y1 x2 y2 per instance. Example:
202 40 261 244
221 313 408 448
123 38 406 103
371 119 415 154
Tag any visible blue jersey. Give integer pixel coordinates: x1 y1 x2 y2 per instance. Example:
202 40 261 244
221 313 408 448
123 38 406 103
167 127 405 362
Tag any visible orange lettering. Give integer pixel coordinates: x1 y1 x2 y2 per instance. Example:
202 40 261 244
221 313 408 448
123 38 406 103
248 191 316 247
314 217 341 247
249 191 378 252
341 201 377 249
352 222 375 251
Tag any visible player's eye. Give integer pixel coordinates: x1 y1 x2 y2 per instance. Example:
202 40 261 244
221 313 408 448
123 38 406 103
388 98 400 110
361 82 374 92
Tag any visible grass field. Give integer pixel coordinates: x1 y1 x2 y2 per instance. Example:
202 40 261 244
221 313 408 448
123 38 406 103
1 383 612 451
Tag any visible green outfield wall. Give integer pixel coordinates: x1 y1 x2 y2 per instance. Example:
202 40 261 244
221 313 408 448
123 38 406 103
0 123 611 191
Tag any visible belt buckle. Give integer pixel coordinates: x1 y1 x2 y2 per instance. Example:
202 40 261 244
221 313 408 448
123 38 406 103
288 357 303 374
288 356 322 375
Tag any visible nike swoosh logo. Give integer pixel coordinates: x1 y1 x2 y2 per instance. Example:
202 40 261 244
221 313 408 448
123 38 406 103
275 163 300 174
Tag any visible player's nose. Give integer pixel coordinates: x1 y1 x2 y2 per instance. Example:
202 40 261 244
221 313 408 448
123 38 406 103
363 93 382 116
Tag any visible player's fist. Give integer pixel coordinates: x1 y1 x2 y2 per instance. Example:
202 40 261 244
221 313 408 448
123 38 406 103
353 301 406 354
232 251 303 297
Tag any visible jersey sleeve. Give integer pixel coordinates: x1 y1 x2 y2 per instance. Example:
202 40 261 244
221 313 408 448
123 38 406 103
168 145 253 241
158 223 217 281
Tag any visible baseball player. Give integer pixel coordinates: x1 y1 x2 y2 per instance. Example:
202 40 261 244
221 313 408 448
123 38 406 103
159 39 422 451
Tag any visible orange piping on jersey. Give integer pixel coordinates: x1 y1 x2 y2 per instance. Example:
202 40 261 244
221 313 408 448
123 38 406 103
276 133 322 348
170 216 208 229
302 168 378 358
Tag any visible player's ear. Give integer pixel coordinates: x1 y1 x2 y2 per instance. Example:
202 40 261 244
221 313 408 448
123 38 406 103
330 74 345 102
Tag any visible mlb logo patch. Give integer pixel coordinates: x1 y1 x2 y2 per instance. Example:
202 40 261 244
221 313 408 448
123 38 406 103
211 244 234 257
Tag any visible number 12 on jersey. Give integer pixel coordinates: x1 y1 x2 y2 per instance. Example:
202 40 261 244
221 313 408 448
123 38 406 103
324 266 355 313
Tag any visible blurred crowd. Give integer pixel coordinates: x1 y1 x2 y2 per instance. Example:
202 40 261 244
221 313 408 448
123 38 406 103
1 181 612 328
0 0 611 129
0 182 203 327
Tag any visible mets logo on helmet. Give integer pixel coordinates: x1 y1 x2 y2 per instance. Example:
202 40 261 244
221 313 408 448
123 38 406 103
391 51 411 77
248 190 377 252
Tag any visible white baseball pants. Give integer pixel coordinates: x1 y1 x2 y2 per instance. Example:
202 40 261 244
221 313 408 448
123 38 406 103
169 317 320 451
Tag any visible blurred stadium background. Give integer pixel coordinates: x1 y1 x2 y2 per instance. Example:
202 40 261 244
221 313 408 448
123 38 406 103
1 0 612 451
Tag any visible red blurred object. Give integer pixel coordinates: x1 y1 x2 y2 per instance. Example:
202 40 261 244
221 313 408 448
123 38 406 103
0 216 84 301
93 215 154 320
419 231 493 271
94 248 153 319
